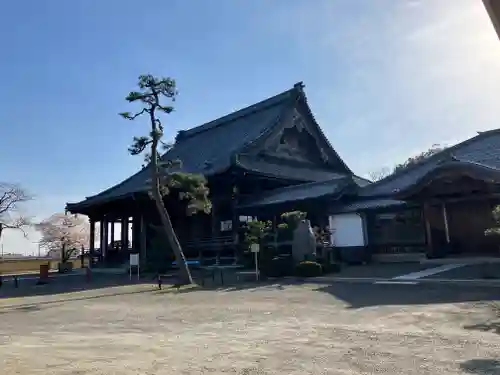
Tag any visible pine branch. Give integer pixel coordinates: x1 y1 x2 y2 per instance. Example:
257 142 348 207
128 136 152 155
119 108 147 120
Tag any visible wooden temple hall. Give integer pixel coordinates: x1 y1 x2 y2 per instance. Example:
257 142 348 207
66 82 500 265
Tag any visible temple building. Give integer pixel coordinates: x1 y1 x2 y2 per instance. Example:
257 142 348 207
66 82 500 265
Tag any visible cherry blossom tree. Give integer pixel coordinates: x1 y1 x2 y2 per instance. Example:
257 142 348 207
36 213 91 262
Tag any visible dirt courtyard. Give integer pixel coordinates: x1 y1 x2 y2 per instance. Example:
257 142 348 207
1 282 499 374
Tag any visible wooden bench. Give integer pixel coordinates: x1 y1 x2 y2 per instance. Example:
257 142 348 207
0 275 20 288
157 273 187 291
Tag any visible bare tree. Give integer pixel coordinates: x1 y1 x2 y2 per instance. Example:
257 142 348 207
36 213 90 263
393 144 445 174
368 144 447 181
120 74 211 284
0 182 32 241
368 167 392 182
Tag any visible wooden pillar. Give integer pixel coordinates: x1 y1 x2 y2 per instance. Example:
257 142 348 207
360 213 369 248
423 203 433 255
132 216 140 252
211 201 219 238
120 217 128 252
231 184 240 245
103 217 109 259
272 215 278 250
140 215 147 262
99 219 105 260
89 218 95 253
110 221 115 245
442 202 450 244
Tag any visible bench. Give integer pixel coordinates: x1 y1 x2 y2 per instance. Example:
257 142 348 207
0 275 21 288
156 273 188 291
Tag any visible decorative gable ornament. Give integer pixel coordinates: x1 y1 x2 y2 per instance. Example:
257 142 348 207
263 109 329 165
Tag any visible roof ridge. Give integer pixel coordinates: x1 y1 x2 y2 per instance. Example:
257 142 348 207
476 128 500 136
448 158 500 171
175 84 302 142
361 129 499 191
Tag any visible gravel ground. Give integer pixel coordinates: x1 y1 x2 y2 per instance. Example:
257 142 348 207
1 282 499 374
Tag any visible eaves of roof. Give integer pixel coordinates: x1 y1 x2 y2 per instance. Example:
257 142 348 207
237 176 352 209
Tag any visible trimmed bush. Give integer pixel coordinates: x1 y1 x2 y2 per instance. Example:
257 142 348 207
262 255 294 278
320 261 341 274
295 261 323 278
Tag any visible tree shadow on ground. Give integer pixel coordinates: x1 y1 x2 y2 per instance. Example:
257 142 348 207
460 359 500 375
0 273 152 300
154 275 299 296
0 303 43 315
314 283 500 309
0 268 279 301
0 282 156 313
463 302 500 335
464 320 500 335
154 270 500 310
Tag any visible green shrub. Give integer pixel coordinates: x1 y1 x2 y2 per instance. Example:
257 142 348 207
295 261 323 278
319 260 341 274
261 255 294 278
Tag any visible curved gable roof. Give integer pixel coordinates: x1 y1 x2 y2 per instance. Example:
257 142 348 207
67 84 301 210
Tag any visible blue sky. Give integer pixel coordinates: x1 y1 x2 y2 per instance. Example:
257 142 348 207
1 0 500 255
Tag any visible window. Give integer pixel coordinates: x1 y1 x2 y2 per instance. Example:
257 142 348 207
221 217 254 231
220 220 232 232
370 208 425 245
239 216 254 223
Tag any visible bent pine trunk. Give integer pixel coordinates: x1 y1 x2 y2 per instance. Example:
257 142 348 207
152 192 193 284
149 108 192 284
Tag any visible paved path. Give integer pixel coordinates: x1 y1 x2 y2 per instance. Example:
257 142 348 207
318 262 500 287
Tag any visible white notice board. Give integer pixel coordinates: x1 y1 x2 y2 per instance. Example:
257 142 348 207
129 253 140 280
130 253 139 266
250 244 260 253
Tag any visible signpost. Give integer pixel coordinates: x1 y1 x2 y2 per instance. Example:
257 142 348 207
129 253 140 280
251 243 260 281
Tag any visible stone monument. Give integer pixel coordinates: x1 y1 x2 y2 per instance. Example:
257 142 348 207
292 219 317 262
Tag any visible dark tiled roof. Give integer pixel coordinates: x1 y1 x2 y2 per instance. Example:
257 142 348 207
236 155 345 182
358 129 500 198
395 159 500 199
332 198 408 214
238 177 351 208
164 96 292 176
68 85 300 210
352 175 372 187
